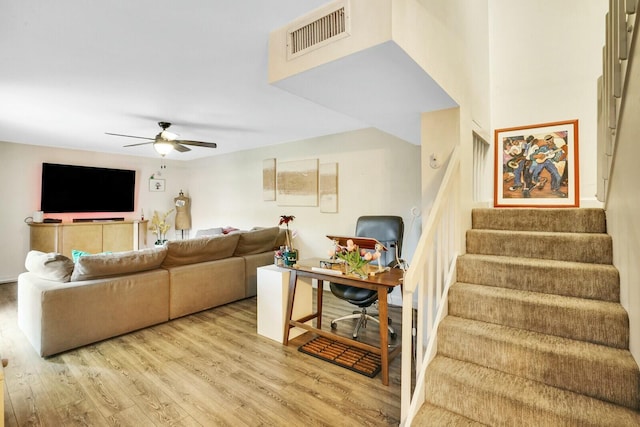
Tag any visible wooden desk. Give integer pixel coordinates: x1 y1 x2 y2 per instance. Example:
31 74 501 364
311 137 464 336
283 259 403 385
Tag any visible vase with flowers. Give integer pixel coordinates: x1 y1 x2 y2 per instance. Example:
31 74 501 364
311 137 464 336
149 209 174 245
330 239 381 279
278 215 297 266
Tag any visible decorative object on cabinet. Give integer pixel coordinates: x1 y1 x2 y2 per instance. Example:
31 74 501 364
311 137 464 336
149 209 174 245
278 214 297 266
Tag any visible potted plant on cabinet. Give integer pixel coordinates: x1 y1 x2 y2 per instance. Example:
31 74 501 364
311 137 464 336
278 215 297 266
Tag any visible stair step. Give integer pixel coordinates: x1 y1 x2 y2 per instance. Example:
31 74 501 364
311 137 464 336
472 208 607 233
456 253 620 301
413 403 486 426
438 316 640 409
449 282 629 348
424 356 640 426
466 229 612 264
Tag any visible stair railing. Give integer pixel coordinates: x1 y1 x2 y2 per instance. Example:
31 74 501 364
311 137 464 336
400 146 461 425
597 1 638 201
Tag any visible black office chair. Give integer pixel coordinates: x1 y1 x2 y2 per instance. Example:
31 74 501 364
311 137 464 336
329 215 404 340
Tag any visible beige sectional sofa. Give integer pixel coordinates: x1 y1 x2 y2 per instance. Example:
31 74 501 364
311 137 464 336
18 226 284 357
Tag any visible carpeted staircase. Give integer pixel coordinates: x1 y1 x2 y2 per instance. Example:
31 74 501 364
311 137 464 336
413 208 640 426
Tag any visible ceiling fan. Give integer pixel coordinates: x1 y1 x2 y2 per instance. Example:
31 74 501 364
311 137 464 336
106 121 217 156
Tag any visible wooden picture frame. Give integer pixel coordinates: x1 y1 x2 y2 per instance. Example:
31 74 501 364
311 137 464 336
495 120 579 207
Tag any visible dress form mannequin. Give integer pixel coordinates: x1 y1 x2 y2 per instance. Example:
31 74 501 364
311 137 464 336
174 190 191 238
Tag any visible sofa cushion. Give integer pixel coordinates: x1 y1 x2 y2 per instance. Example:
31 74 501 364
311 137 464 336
25 250 75 282
70 247 168 281
233 226 280 256
162 234 240 267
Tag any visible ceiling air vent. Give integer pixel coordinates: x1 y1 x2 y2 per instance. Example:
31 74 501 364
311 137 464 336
287 0 350 59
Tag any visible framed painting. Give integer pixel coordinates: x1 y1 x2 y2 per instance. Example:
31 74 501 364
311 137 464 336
149 178 165 192
495 120 579 208
276 158 318 206
319 162 338 213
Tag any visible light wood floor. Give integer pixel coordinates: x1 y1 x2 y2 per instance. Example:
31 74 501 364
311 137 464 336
1 282 402 426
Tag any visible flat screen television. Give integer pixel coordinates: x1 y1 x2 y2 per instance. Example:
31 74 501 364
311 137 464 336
41 163 136 213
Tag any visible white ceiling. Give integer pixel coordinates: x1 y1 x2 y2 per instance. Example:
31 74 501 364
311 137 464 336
275 40 457 145
0 1 454 161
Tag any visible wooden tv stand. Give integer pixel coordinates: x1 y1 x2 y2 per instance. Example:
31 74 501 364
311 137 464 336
29 220 148 258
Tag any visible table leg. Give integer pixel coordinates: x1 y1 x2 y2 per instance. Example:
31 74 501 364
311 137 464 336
283 270 298 345
316 279 323 329
378 286 389 386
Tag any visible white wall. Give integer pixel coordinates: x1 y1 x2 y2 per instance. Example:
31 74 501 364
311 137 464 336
0 128 421 289
394 0 491 234
396 0 490 135
0 141 190 282
187 128 421 265
488 0 608 206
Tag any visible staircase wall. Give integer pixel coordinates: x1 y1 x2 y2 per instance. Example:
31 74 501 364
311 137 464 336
604 10 640 364
488 1 607 207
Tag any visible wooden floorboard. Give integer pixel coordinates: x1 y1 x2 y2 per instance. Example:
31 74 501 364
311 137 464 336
1 282 402 426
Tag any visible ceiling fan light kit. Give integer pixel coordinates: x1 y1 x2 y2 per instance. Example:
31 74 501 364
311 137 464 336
106 121 218 157
153 141 174 156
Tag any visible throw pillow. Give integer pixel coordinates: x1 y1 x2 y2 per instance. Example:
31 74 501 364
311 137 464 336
71 249 113 263
71 249 91 263
195 227 224 237
24 250 75 282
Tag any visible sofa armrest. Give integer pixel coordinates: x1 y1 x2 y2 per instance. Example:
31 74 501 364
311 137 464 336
18 270 170 357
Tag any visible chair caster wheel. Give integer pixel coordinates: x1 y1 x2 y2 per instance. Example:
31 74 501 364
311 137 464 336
330 322 337 330
388 318 393 325
390 332 397 339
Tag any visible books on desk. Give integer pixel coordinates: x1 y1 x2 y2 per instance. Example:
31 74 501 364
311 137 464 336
310 266 343 276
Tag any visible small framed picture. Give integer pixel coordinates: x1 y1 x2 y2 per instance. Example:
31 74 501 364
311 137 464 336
149 178 165 192
495 119 579 208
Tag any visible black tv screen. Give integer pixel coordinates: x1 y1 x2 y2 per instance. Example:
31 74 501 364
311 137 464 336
41 163 136 213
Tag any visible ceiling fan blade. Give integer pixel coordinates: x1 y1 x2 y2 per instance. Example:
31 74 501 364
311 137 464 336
172 143 191 152
123 141 154 147
176 140 218 149
105 132 154 141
